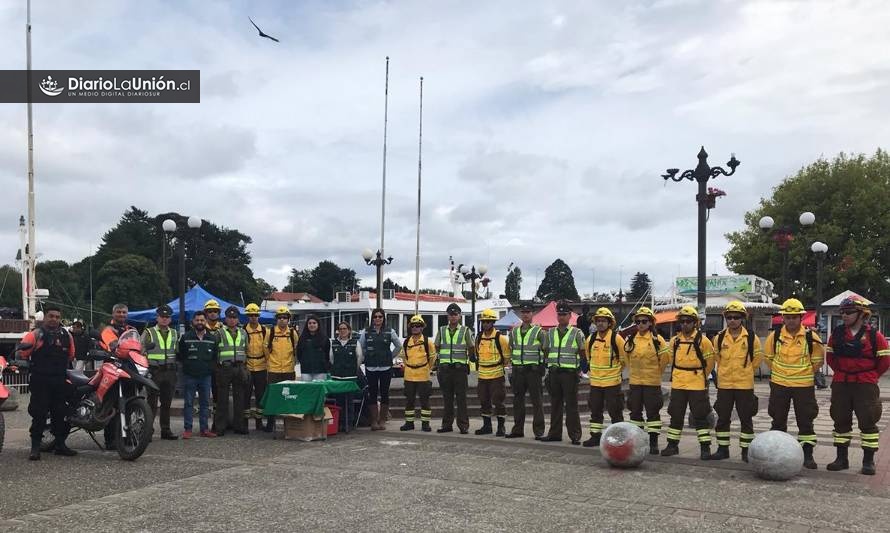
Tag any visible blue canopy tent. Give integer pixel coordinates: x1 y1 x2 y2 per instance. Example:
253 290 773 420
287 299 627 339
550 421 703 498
494 310 521 331
126 284 277 326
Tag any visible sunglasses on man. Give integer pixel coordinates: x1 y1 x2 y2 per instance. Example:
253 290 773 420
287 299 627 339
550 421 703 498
725 315 744 321
840 309 860 316
633 319 650 325
678 318 695 324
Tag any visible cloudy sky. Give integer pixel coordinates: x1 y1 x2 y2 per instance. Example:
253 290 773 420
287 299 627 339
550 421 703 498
0 0 888 301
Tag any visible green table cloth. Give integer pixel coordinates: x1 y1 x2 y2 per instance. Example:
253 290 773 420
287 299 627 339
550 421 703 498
262 380 360 417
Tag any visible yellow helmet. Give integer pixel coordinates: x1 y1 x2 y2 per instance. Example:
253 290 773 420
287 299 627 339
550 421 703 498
245 303 260 316
676 305 699 323
779 298 806 315
480 309 499 322
275 306 291 317
723 301 748 316
633 306 656 322
204 299 221 311
593 307 615 324
409 314 426 327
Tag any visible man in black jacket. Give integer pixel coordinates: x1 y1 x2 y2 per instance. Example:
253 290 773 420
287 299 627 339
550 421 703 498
177 311 219 438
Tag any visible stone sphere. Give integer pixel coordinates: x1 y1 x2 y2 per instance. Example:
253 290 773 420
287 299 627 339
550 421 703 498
749 430 804 481
601 422 649 468
688 408 717 429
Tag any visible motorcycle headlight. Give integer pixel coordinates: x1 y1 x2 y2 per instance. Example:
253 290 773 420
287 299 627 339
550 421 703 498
136 364 149 377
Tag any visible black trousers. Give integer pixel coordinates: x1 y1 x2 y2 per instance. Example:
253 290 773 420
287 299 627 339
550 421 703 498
546 368 581 442
628 384 663 435
478 377 506 418
714 388 757 448
666 389 711 444
28 374 70 442
588 384 624 434
214 363 249 433
147 365 178 433
404 380 432 422
769 382 818 447
247 370 267 412
830 381 881 450
366 369 392 404
510 365 545 437
438 363 469 432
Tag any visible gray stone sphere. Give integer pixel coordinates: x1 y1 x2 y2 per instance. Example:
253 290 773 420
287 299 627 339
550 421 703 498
601 422 649 468
687 408 717 429
749 430 804 481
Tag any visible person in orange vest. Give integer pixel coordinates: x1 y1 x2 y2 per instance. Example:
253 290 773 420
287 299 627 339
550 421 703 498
475 309 511 436
399 315 437 432
583 307 625 447
710 301 763 462
18 304 77 460
765 298 824 469
99 303 135 450
661 306 716 460
825 296 890 475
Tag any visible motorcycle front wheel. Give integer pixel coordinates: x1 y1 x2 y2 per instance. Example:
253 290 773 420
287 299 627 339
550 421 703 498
116 398 153 461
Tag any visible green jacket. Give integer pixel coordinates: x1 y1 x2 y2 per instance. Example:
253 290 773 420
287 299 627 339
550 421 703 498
177 330 219 377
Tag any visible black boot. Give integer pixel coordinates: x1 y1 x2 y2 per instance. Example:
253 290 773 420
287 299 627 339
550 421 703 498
582 433 601 448
400 421 415 431
29 439 40 461
495 417 506 437
436 426 453 433
255 418 263 431
54 441 78 457
709 445 729 461
661 441 679 457
649 433 659 455
421 421 431 432
161 430 179 440
803 444 817 469
861 448 876 476
700 443 712 460
264 417 274 433
741 448 749 463
475 417 493 435
826 446 849 471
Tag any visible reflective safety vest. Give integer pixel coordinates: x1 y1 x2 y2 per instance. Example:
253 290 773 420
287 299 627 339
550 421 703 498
438 325 470 364
146 327 178 365
511 325 543 365
218 327 247 363
547 326 582 369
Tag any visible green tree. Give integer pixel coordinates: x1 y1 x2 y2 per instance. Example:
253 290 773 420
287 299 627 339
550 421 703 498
505 266 522 303
383 278 411 293
628 272 652 302
310 261 357 301
0 265 22 309
285 268 314 293
535 259 580 302
94 254 171 313
725 150 890 302
255 278 277 297
36 260 87 317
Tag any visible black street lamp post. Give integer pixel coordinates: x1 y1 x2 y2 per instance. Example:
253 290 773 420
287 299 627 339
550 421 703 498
362 248 393 305
759 212 815 300
663 147 740 315
460 264 488 332
174 216 203 333
811 241 829 331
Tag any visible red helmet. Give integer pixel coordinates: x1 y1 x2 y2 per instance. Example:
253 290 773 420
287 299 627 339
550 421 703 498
115 330 143 360
839 295 870 316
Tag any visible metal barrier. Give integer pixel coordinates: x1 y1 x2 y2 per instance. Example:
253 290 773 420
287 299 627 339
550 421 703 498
3 367 30 392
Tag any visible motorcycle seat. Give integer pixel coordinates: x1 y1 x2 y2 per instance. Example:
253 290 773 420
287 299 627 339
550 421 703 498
67 370 91 386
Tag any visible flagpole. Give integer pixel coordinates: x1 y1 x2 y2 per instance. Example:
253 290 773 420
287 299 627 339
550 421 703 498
25 0 38 323
377 56 390 302
413 77 423 315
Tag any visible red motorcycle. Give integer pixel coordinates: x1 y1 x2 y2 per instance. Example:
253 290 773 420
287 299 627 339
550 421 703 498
0 356 10 453
19 330 159 461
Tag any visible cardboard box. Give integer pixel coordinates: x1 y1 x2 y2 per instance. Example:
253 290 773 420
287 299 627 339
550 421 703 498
282 407 333 442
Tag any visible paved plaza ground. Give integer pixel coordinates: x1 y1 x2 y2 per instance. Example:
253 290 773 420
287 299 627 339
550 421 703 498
2 385 890 533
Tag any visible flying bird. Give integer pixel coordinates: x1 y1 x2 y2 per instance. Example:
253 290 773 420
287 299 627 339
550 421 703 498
249 17 279 43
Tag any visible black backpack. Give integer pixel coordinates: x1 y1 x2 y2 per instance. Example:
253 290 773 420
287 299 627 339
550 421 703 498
672 331 707 385
771 324 820 357
624 331 661 355
830 324 878 358
476 331 505 365
267 326 298 352
403 334 431 367
587 330 620 365
716 329 756 367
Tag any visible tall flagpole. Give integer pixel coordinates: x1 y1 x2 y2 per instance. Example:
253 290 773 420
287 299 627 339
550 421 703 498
25 0 38 323
377 56 390 302
413 77 424 315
